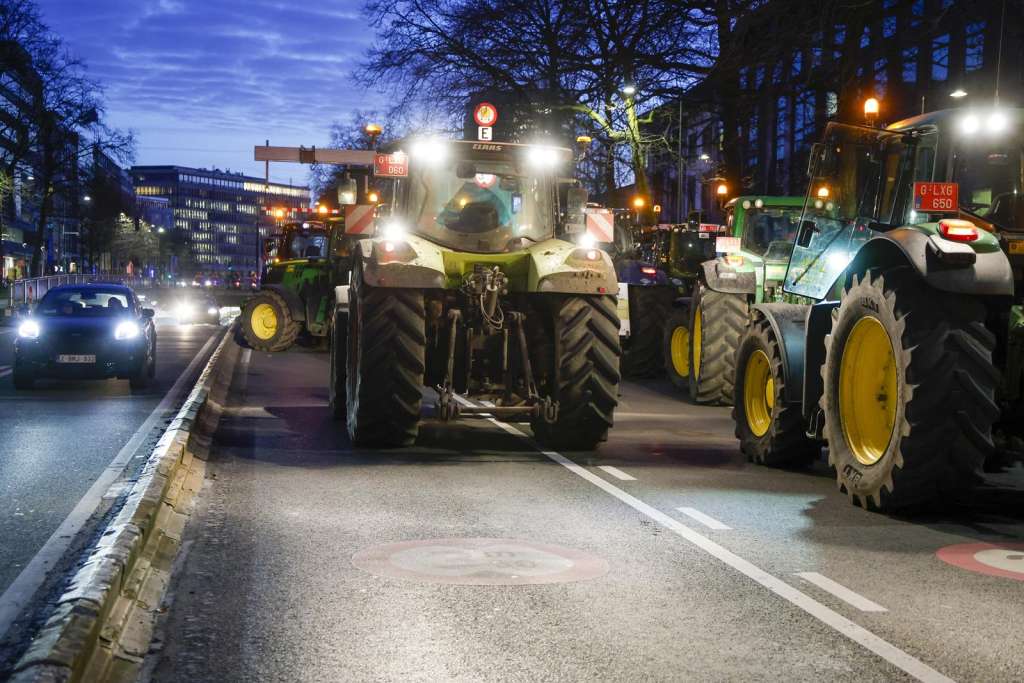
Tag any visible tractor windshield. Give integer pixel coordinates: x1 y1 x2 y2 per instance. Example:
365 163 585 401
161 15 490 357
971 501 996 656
278 223 329 260
406 155 556 253
950 138 1024 234
740 205 802 259
784 123 904 300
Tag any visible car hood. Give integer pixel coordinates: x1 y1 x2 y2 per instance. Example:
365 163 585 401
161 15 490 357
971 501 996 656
31 315 137 339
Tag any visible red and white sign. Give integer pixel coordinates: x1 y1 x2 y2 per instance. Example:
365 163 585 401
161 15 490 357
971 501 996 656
344 204 376 235
913 182 958 213
584 208 614 243
936 542 1024 581
374 152 408 177
700 223 725 233
473 102 498 127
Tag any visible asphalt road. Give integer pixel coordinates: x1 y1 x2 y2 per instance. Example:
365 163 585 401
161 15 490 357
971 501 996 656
146 346 1024 683
0 307 222 659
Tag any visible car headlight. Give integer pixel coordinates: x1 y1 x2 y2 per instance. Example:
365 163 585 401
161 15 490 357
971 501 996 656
176 303 195 318
207 306 219 316
18 319 40 339
115 321 140 340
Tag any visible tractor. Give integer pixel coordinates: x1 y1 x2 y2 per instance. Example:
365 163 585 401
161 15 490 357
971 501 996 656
668 196 807 402
290 138 621 449
732 106 1023 511
240 217 357 351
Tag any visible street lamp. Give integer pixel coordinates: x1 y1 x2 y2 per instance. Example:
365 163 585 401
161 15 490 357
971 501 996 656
365 122 383 149
622 85 636 96
83 195 91 202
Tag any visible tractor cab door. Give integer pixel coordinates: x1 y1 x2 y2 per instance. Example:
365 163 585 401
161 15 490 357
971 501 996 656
783 123 913 301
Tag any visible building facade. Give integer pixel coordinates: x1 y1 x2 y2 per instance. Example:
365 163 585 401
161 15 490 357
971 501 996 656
645 0 1023 222
131 166 308 274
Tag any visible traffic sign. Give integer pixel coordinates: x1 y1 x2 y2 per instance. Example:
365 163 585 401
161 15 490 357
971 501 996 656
373 152 408 177
936 542 1024 581
344 205 376 235
473 101 498 127
478 126 493 141
913 182 958 212
584 208 614 243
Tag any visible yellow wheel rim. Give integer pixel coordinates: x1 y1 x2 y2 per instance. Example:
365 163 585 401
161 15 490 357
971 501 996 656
670 326 690 377
838 316 898 466
693 304 703 377
744 349 774 437
251 303 278 340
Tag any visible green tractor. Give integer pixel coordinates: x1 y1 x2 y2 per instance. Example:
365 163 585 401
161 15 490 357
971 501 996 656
732 107 1023 511
240 217 357 351
667 197 807 403
321 139 622 448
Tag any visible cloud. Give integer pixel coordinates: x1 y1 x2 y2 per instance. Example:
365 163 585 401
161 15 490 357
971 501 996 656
37 0 381 181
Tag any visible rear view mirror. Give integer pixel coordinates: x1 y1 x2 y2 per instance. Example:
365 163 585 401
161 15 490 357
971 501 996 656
563 187 588 234
142 308 155 319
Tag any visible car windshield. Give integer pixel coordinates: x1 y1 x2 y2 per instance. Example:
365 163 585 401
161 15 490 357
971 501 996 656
951 140 1024 233
37 288 132 317
406 156 556 252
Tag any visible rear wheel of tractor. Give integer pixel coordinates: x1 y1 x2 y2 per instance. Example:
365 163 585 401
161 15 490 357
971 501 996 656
329 306 346 420
689 284 749 405
621 286 670 378
241 290 300 352
733 317 818 467
532 295 621 450
662 307 691 393
822 268 997 511
345 266 425 447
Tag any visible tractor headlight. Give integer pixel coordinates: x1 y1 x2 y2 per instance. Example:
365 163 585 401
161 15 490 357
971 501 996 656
115 321 140 340
18 319 40 339
207 306 219 316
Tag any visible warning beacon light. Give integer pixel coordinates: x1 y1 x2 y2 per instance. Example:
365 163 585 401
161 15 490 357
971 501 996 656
864 97 880 124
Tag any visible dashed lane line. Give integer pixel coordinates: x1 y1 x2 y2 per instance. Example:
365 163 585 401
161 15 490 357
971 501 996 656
474 408 953 683
676 506 732 530
597 465 636 481
795 572 888 613
0 329 223 639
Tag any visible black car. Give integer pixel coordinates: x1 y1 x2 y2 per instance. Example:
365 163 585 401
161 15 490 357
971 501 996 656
171 292 221 324
13 284 157 390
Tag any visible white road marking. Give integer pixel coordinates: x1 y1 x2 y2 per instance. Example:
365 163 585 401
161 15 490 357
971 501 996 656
676 506 732 530
597 465 636 481
478 410 953 683
0 329 224 639
795 572 888 613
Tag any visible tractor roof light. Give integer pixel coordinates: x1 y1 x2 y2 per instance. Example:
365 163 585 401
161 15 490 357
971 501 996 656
716 183 728 197
632 196 646 209
816 186 830 198
526 144 561 168
939 219 979 242
863 97 880 124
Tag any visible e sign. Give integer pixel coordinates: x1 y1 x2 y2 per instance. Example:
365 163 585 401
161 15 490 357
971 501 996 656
913 182 958 213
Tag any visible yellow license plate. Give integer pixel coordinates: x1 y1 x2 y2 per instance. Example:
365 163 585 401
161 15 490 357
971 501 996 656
1009 241 1024 254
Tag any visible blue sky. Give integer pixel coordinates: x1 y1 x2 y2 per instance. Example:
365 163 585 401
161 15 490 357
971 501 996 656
37 0 378 184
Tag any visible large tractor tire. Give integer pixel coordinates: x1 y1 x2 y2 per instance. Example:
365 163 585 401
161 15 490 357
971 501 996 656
241 290 300 352
821 267 998 511
328 306 346 420
689 284 749 405
346 266 425 447
733 317 818 466
621 286 671 378
662 307 691 393
532 295 621 450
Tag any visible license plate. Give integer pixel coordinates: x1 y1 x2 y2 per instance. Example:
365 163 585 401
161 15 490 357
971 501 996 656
57 354 96 364
1009 241 1024 254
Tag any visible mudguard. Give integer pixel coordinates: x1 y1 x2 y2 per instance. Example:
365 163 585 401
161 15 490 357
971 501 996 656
802 300 839 426
263 284 305 322
846 230 1014 297
749 303 810 405
700 260 756 295
357 235 447 289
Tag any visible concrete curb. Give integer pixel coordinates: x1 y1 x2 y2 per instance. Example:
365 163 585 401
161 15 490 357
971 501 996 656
11 325 243 683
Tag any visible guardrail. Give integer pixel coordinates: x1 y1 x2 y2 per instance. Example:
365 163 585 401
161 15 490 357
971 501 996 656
5 274 156 309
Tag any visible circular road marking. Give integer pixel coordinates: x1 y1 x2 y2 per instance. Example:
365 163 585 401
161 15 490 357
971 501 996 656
352 538 609 585
935 542 1024 582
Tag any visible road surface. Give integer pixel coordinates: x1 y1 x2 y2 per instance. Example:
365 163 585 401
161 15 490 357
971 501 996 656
144 345 1024 682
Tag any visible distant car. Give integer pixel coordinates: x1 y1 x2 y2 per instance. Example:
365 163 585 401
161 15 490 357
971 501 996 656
13 283 157 390
172 293 220 325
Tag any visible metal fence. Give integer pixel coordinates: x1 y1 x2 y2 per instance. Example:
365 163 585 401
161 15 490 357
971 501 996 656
6 273 155 309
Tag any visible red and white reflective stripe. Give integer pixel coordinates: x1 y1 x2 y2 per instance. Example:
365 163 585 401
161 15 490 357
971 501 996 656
584 208 614 243
345 205 376 235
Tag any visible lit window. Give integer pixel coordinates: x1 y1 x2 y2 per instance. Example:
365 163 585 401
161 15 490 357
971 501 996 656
902 46 918 82
965 22 984 71
755 66 765 87
826 91 839 118
883 16 896 38
860 27 870 49
775 96 788 161
792 51 802 76
932 34 949 80
875 58 888 95
794 93 815 147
